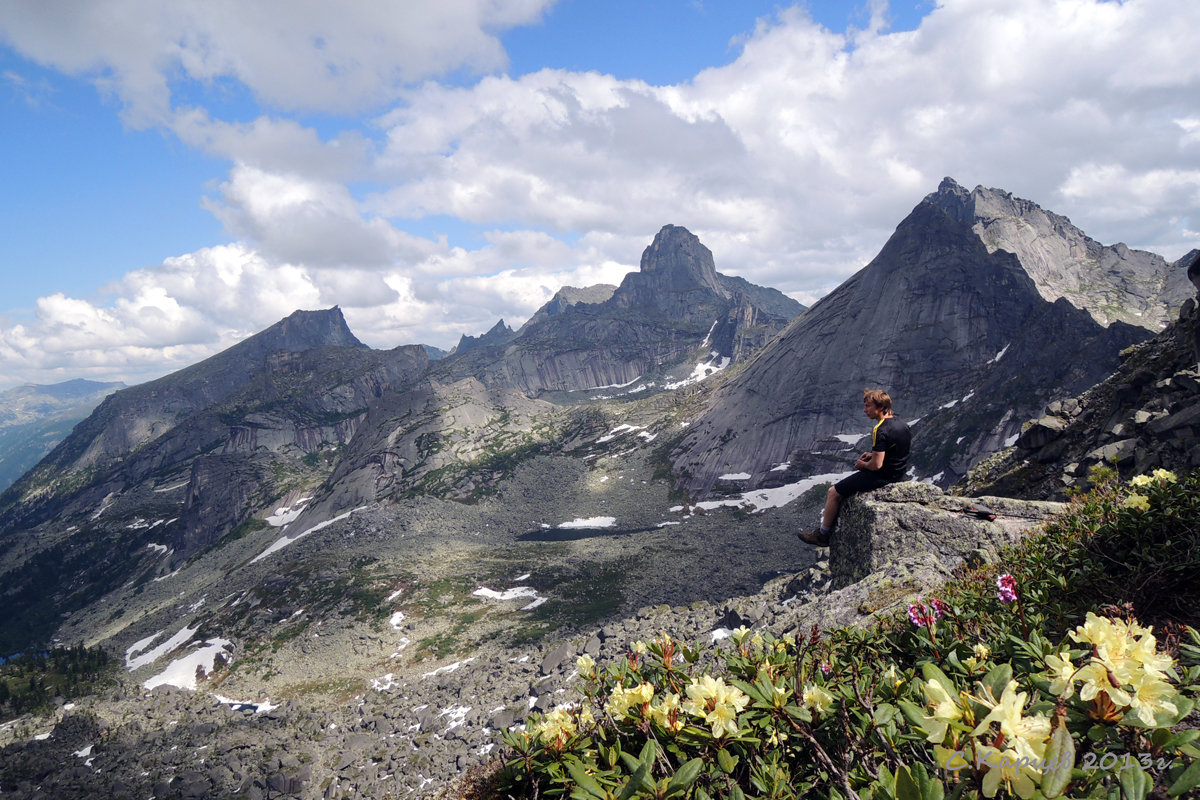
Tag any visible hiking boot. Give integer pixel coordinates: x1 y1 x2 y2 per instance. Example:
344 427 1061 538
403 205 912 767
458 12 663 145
798 528 830 546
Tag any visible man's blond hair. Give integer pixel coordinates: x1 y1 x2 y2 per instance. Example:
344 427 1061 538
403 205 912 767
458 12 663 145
863 389 893 414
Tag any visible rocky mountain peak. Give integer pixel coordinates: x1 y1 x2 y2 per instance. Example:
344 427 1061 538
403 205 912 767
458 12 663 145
264 306 366 352
924 178 1189 329
630 224 727 297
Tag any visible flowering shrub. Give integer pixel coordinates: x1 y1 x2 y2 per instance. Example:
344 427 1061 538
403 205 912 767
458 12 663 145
491 469 1200 799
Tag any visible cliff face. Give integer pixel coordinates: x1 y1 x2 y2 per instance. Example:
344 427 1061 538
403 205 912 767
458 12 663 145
443 225 805 395
0 308 428 553
670 180 1152 496
963 272 1200 499
930 178 1192 330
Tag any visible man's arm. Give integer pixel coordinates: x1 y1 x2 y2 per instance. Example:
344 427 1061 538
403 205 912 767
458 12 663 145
855 450 886 471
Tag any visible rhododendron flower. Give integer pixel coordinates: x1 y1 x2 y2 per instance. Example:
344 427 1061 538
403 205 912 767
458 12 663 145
1127 672 1179 725
650 692 683 732
1044 650 1077 696
1152 468 1177 483
973 680 1050 761
606 682 655 720
1130 474 1155 488
682 675 749 738
801 684 835 718
997 574 1018 604
532 707 578 748
976 746 1042 799
576 654 596 676
1123 493 1151 512
920 679 963 743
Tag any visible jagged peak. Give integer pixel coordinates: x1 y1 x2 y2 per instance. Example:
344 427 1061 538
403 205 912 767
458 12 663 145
637 224 723 293
262 306 366 351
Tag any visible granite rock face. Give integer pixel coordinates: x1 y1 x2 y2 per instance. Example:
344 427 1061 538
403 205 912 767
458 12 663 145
931 178 1193 331
962 277 1200 499
444 225 804 395
829 481 1063 589
671 180 1152 497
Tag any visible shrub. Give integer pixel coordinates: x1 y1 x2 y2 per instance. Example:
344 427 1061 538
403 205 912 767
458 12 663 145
490 469 1200 799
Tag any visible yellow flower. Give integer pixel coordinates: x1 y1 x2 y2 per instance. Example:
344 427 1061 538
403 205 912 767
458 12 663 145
650 692 682 732
973 681 1050 761
1044 650 1076 696
1076 662 1132 707
801 684 835 718
1152 468 1177 483
976 746 1041 799
1130 474 1155 488
682 675 749 738
882 664 902 688
1123 493 1151 512
532 707 577 747
576 654 596 676
920 679 962 743
973 643 991 660
606 682 655 720
731 626 751 644
1126 672 1179 725
631 641 649 655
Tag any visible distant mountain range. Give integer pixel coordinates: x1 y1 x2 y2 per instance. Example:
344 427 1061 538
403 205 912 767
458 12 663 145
3 180 1191 635
0 379 124 492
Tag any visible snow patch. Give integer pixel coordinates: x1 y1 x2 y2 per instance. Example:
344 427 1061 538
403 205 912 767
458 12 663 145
252 506 366 563
557 516 616 529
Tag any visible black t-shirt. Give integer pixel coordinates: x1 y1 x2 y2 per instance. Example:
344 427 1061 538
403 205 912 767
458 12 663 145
872 416 912 481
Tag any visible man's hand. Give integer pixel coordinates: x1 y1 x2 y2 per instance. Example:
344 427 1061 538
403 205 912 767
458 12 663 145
856 451 885 471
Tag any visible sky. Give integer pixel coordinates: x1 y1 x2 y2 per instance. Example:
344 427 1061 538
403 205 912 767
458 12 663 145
1 0 1198 390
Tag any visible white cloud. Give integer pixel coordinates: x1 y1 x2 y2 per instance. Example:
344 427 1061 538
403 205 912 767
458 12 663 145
0 0 557 124
1 0 1199 388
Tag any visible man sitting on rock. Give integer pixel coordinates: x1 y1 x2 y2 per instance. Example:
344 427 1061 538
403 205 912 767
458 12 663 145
800 389 912 547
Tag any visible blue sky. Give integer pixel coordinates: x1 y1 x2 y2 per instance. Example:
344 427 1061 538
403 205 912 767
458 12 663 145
0 0 1197 388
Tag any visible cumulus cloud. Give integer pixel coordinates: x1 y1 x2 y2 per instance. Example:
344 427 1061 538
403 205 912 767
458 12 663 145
1 0 1199 388
0 0 556 124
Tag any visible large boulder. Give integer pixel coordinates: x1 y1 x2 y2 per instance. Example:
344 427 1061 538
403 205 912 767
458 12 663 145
831 482 1063 588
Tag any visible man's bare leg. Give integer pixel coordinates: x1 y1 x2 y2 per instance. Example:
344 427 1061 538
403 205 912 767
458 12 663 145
822 485 843 531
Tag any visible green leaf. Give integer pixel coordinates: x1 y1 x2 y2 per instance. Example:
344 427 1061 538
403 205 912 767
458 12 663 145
665 758 704 796
616 760 651 800
638 738 658 766
730 785 746 800
566 761 610 800
1119 763 1153 800
979 662 1013 700
1168 758 1200 796
920 663 957 695
894 765 921 800
898 699 927 729
1161 729 1200 750
717 747 739 774
873 702 898 726
1039 721 1075 798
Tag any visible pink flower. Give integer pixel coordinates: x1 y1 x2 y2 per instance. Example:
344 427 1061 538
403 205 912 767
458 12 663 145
930 598 949 620
820 660 832 675
997 574 1018 604
908 598 936 628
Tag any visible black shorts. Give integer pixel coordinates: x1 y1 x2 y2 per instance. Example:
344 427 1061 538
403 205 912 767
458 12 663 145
834 470 894 499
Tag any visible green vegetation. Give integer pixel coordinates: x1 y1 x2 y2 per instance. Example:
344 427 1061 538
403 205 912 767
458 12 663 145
0 644 113 720
491 468 1200 799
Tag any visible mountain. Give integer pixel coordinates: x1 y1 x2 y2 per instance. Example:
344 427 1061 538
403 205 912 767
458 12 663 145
0 380 124 491
669 178 1158 496
963 269 1200 499
933 180 1193 330
0 307 429 653
437 224 806 396
0 187 1194 799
